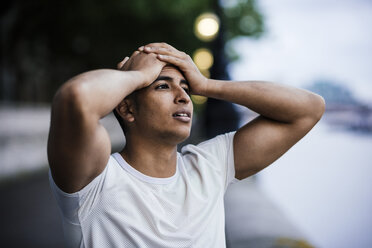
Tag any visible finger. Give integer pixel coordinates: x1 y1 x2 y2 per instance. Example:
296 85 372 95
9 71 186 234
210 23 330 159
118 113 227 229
156 54 185 68
144 42 172 48
117 56 129 69
144 46 187 61
143 42 178 53
143 46 172 55
131 50 140 56
120 51 140 70
123 56 129 63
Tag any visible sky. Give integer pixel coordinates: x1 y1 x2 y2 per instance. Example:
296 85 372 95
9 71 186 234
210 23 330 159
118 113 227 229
229 0 372 103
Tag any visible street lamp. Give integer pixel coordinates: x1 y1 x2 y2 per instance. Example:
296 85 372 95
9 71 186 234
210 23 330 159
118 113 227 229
194 13 220 42
193 10 240 138
191 48 213 105
193 48 213 71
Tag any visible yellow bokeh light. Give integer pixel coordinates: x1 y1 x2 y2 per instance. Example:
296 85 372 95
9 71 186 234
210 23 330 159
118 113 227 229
199 69 210 78
193 48 213 70
191 95 208 105
194 13 220 42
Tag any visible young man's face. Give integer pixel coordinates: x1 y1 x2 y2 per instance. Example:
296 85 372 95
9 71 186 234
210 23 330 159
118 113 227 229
132 65 193 145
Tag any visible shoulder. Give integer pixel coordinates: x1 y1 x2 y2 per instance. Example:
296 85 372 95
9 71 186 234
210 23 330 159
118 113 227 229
49 154 121 197
179 132 238 190
179 131 236 172
181 132 236 157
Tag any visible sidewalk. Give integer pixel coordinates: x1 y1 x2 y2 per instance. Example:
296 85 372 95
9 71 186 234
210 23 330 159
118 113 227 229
225 178 309 247
0 170 64 248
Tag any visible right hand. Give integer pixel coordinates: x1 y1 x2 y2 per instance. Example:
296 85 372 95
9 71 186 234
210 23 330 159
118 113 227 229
139 43 208 96
117 51 166 89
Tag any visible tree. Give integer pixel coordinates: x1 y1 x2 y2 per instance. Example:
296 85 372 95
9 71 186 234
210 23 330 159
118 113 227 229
1 0 264 103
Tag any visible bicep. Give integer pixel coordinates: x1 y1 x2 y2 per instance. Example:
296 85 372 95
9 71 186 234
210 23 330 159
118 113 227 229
233 115 315 179
47 95 111 193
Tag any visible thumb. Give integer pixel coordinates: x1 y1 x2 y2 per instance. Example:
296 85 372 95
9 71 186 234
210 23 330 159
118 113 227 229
117 56 129 70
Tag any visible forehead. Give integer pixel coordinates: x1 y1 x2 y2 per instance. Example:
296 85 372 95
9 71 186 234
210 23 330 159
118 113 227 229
158 65 185 81
135 65 187 97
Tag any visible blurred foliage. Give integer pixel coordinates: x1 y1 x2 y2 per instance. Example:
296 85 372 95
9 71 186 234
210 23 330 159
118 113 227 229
1 0 264 102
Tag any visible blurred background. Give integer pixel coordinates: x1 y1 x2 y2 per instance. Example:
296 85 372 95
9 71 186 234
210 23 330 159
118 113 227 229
1 0 371 247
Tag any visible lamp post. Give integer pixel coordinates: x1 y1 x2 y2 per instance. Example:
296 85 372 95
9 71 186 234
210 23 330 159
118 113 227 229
193 8 240 139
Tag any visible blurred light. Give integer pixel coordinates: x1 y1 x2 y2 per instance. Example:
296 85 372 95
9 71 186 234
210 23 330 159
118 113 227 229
194 13 220 42
199 69 210 78
191 95 208 105
193 48 213 70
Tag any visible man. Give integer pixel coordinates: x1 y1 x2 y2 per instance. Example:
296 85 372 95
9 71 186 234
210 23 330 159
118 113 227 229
48 42 325 248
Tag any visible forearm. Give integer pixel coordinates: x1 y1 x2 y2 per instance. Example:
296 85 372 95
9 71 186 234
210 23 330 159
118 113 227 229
203 79 325 123
54 69 144 119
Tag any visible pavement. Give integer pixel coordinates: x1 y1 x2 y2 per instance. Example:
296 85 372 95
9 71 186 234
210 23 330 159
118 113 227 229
0 105 312 248
0 170 64 248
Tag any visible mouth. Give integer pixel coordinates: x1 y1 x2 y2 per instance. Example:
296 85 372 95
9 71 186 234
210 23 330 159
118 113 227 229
172 110 191 123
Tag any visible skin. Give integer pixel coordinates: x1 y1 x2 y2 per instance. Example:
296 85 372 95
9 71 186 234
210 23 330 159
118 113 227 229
119 65 193 178
47 42 325 193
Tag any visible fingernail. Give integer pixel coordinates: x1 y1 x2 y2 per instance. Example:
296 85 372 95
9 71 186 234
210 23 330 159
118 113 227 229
138 46 144 51
145 46 151 50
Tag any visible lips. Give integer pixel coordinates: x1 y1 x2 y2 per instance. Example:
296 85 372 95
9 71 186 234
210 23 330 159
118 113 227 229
172 110 191 123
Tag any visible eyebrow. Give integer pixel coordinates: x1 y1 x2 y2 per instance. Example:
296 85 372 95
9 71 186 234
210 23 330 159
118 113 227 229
154 76 189 87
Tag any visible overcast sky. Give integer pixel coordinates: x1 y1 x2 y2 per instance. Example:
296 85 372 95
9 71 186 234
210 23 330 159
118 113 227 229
230 0 372 103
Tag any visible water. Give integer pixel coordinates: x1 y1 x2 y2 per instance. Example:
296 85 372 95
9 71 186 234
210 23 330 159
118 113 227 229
258 123 372 248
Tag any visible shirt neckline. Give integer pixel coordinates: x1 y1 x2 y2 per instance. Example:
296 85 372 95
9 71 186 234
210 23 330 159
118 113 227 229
112 153 179 185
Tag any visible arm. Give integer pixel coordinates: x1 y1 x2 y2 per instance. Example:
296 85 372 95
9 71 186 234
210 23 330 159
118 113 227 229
48 52 165 193
200 79 325 179
140 43 325 179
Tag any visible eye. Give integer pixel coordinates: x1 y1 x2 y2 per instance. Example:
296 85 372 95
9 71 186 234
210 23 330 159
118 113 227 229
182 87 190 95
155 83 169 89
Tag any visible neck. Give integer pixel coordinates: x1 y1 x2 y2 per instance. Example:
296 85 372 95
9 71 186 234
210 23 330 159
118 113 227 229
120 133 178 178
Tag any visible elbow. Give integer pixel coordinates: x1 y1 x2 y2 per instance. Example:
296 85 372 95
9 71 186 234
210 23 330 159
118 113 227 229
310 93 326 121
52 81 87 114
297 93 325 128
295 92 325 129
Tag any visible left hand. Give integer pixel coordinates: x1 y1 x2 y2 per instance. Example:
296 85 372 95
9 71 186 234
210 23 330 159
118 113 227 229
139 42 208 95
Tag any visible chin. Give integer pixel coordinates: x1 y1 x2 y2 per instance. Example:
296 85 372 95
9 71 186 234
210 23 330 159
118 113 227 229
178 131 191 143
160 128 191 145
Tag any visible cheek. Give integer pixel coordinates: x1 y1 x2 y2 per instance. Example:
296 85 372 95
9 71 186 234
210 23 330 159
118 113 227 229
138 97 171 120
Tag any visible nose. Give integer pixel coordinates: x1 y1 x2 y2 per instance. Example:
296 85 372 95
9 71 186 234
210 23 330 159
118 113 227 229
174 86 190 104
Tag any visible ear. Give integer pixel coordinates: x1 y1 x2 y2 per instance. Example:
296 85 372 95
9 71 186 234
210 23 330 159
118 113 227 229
115 98 136 123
